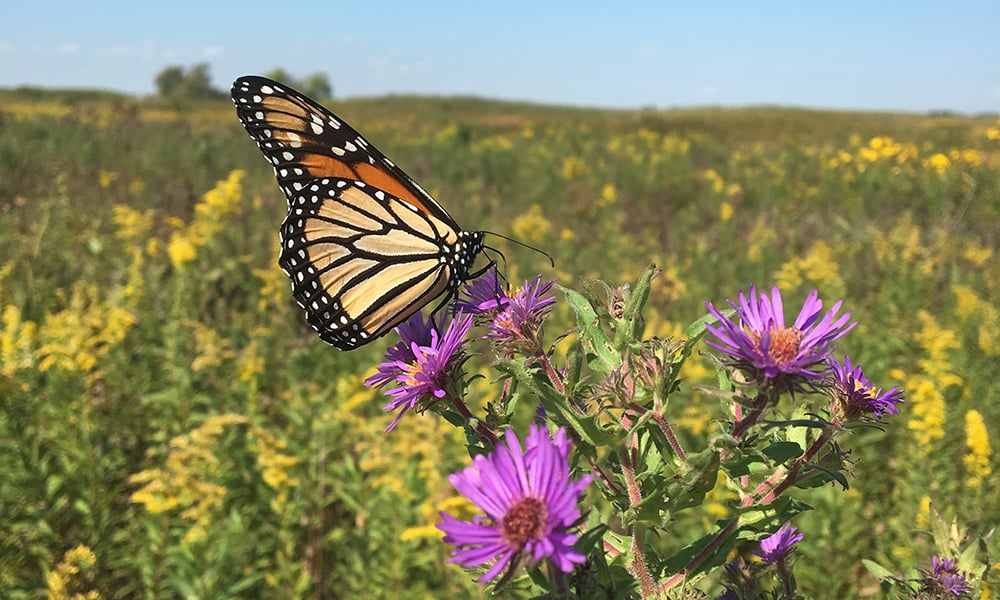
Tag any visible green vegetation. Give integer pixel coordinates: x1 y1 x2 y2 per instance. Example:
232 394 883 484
1 87 997 598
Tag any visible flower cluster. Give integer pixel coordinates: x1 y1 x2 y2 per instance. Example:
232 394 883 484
360 275 914 593
364 313 473 431
457 271 556 351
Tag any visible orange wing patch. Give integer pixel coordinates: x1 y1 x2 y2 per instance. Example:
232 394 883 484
354 163 432 214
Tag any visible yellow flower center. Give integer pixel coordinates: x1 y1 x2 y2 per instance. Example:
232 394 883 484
754 326 803 366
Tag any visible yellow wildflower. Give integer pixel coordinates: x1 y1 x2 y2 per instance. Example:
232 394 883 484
960 148 983 167
726 183 743 201
720 201 733 222
952 285 980 322
986 127 1000 141
561 156 585 180
924 153 951 174
599 183 618 206
703 168 725 193
185 320 235 372
962 241 992 267
915 495 932 528
167 234 197 269
906 310 964 454
249 427 300 493
166 170 246 269
237 338 265 383
129 414 249 542
510 204 552 243
400 524 445 541
962 410 992 489
906 376 947 453
253 265 288 314
1 304 37 380
774 240 843 294
111 204 155 243
35 284 138 379
46 544 100 600
858 147 880 163
98 170 118 188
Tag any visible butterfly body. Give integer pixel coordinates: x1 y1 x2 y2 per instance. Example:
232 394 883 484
232 76 485 349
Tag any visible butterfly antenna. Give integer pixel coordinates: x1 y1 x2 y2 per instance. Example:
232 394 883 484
482 230 555 268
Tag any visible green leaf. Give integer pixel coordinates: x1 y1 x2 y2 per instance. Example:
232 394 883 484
686 309 722 342
861 558 896 581
561 286 620 372
620 265 658 341
495 357 614 449
663 448 720 512
662 519 740 578
762 441 804 463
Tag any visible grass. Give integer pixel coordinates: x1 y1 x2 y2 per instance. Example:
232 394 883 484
1 86 997 598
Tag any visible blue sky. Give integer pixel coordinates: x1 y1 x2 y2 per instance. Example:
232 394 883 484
2 1 998 113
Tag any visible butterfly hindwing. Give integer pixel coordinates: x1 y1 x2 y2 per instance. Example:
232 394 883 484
279 177 464 349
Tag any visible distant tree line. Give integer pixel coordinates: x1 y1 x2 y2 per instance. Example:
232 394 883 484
262 68 333 102
154 64 333 102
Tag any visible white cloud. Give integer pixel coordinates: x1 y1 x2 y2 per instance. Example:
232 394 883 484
201 45 223 59
56 42 80 55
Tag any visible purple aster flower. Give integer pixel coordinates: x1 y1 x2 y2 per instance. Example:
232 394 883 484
753 522 803 564
719 558 761 600
705 285 856 386
455 270 511 316
364 312 473 431
829 355 905 421
919 555 972 597
485 275 557 346
438 424 593 584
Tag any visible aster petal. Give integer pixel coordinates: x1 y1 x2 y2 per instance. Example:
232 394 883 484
792 288 822 330
478 549 517 583
768 286 787 328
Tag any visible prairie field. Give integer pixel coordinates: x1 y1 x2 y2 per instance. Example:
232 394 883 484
0 88 997 598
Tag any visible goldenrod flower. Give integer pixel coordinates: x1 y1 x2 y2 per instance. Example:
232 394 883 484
599 183 617 206
963 410 992 489
46 544 99 600
510 204 552 243
561 156 585 180
166 234 197 269
925 153 951 174
719 201 734 222
98 170 118 188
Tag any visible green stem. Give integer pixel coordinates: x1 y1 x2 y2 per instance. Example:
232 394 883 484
449 395 498 447
660 517 741 591
616 444 656 598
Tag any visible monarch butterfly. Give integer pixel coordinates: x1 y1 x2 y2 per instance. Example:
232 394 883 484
231 76 487 350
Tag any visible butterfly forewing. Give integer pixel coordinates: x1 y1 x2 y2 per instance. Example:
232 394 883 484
232 76 454 224
231 76 485 349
